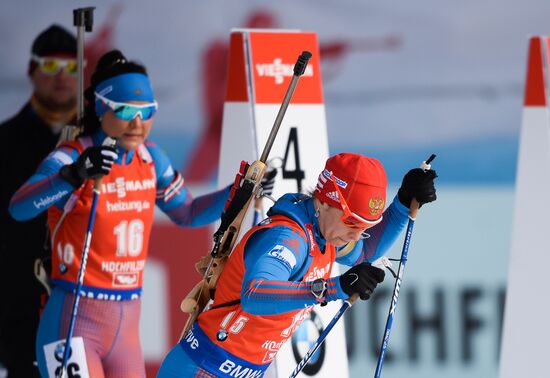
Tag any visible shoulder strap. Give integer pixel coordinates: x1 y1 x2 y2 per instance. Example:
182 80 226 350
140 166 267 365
138 143 156 181
209 298 242 310
138 143 153 163
57 136 90 154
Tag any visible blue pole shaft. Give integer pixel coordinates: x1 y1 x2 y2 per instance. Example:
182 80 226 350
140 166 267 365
59 187 100 376
373 200 418 378
289 297 356 378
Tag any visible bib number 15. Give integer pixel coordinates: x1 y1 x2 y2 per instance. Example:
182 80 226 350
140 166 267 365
113 220 144 257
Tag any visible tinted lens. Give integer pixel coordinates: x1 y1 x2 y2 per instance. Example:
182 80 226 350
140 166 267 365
39 59 61 75
341 215 369 230
65 60 78 75
38 58 78 76
114 105 157 121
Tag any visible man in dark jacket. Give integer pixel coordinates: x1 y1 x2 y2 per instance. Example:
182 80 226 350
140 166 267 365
0 24 77 377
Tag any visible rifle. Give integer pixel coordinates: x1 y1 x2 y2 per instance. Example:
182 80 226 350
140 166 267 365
58 8 95 378
180 51 312 337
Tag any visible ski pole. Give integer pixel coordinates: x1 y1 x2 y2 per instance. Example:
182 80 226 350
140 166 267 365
58 138 115 378
289 294 358 378
288 256 392 378
373 154 436 378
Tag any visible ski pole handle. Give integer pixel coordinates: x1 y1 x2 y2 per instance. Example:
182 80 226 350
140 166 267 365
421 154 436 171
92 137 117 191
410 153 435 218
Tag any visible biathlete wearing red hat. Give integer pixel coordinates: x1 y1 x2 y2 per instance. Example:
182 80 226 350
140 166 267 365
158 153 437 378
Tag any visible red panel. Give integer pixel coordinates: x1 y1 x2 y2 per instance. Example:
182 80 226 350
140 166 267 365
145 223 212 376
248 32 323 104
145 363 160 378
524 37 547 106
225 32 249 102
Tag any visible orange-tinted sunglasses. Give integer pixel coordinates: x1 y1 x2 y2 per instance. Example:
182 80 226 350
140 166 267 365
32 55 82 76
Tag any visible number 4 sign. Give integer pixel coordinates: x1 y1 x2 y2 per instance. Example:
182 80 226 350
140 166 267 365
281 127 306 192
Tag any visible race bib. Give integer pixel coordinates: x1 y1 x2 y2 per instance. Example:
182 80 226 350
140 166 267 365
43 337 89 378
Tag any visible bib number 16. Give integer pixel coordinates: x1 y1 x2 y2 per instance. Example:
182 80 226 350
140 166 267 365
113 219 144 257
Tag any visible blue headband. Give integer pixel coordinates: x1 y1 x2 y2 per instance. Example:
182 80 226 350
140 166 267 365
95 73 155 117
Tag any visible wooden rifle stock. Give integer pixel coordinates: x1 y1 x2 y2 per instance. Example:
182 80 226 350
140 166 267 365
180 161 266 337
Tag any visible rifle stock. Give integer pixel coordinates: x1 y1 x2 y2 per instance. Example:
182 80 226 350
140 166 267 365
180 161 266 336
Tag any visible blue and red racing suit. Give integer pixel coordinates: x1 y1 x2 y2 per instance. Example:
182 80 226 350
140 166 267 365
9 128 229 378
158 192 409 377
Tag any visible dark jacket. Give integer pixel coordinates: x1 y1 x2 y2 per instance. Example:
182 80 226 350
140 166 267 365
0 102 60 376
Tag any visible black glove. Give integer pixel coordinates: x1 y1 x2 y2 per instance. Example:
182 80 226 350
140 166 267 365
398 168 437 208
59 146 118 187
261 167 278 197
339 263 385 300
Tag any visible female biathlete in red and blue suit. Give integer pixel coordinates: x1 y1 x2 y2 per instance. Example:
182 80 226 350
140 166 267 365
158 153 437 377
9 50 232 378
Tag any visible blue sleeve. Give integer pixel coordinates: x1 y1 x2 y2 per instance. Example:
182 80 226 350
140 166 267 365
241 225 346 315
147 142 229 227
9 146 77 221
335 195 409 266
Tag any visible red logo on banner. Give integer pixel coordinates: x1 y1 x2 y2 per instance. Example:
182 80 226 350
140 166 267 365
249 32 323 104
